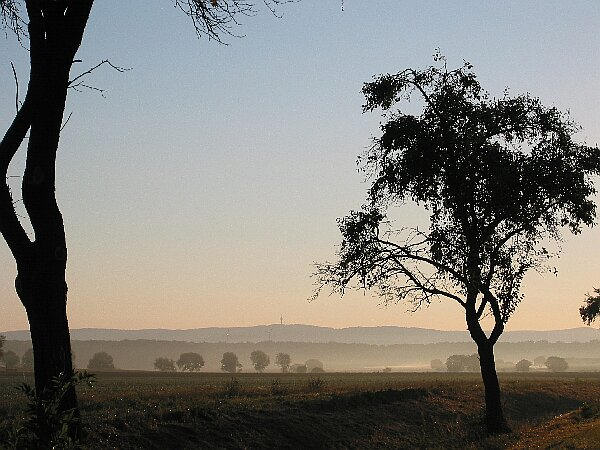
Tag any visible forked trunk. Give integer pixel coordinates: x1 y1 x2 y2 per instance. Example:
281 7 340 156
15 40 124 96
477 342 508 433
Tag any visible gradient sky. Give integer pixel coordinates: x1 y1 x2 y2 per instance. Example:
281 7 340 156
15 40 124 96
1 1 599 332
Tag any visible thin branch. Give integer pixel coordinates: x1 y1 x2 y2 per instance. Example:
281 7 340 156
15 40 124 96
10 61 18 113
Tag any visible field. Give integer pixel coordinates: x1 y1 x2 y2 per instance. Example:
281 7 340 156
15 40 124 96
2 371 600 448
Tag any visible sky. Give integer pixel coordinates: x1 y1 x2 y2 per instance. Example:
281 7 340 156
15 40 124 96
0 0 599 332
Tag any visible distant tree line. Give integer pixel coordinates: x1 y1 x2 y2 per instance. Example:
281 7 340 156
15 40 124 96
430 355 569 373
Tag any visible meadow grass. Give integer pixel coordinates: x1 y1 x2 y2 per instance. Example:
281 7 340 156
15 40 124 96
2 371 600 448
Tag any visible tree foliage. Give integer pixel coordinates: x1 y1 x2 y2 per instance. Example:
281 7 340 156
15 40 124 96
275 352 291 372
515 359 532 372
177 352 205 371
154 357 176 372
250 350 270 372
221 352 242 373
445 354 479 372
545 356 568 372
87 352 114 371
314 54 599 348
580 288 600 325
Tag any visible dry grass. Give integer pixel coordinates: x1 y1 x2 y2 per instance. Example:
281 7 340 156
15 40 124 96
2 371 600 448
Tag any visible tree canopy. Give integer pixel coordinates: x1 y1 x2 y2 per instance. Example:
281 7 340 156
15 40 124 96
221 352 242 373
250 350 270 372
154 357 176 372
87 351 114 371
177 352 205 372
313 55 600 432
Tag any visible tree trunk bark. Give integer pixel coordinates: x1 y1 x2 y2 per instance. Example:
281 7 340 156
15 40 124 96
477 342 508 433
16 264 76 409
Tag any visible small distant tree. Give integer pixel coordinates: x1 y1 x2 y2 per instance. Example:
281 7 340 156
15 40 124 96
21 347 34 371
221 352 242 373
312 56 600 432
0 335 4 361
250 350 270 373
580 288 600 325
177 352 205 372
534 356 547 367
154 357 176 372
545 356 568 372
3 350 19 370
515 359 532 372
446 355 465 372
275 353 291 373
305 359 324 372
87 352 115 371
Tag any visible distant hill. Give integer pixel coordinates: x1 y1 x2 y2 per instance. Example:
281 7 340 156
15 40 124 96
3 324 600 345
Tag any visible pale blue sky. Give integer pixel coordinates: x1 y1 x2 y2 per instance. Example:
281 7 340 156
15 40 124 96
0 1 599 331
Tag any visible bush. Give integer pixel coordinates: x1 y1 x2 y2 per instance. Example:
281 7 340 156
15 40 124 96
5 371 94 449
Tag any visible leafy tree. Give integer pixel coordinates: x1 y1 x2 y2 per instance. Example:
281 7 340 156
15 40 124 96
545 356 568 372
275 352 291 373
221 352 242 373
445 354 478 372
3 349 19 370
0 0 293 414
22 347 34 370
154 357 176 372
515 359 532 372
177 352 205 372
312 55 600 432
250 350 270 373
580 288 600 325
0 335 4 361
87 352 114 371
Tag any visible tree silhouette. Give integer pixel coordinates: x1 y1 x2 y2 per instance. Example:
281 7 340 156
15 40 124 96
154 357 176 372
250 350 270 372
221 352 242 373
580 288 600 325
177 352 205 372
313 55 600 433
275 352 291 373
515 359 532 372
545 356 568 372
0 0 292 416
87 351 114 371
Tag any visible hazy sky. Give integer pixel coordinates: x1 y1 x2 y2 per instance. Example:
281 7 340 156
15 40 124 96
1 1 599 332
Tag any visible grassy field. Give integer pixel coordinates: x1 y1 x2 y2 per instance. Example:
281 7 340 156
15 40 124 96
2 371 600 448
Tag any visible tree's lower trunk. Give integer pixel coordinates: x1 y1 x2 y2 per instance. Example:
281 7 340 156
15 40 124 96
17 269 76 411
477 343 508 433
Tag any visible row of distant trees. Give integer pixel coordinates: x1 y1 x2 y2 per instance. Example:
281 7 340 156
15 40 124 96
155 351 324 374
430 355 569 373
82 349 325 374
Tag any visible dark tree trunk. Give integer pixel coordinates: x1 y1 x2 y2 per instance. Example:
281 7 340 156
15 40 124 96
17 261 75 408
0 1 93 420
477 342 508 433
